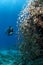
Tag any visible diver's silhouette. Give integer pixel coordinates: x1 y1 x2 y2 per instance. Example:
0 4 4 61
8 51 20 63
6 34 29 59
6 26 14 36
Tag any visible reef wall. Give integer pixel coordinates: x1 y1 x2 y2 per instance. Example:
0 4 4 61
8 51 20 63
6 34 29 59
17 0 43 65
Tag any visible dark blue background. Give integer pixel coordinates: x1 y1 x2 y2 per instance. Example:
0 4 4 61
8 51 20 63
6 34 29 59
0 0 26 49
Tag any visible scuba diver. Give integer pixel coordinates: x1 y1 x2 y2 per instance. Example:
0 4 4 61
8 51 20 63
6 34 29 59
6 26 14 36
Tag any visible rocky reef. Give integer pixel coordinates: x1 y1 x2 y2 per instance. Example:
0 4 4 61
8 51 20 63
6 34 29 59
18 0 43 65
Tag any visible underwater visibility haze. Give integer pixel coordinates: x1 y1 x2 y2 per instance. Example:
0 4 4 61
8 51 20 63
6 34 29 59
0 0 27 49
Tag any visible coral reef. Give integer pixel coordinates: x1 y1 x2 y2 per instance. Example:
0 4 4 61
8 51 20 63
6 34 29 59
0 50 21 65
18 0 43 65
0 0 43 65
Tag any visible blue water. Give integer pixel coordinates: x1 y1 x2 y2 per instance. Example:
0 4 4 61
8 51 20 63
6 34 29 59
0 0 26 49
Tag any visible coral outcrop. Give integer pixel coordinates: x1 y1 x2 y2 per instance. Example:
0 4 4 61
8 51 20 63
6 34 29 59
18 0 43 65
